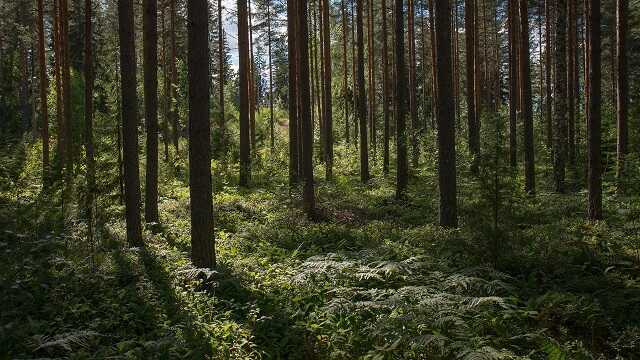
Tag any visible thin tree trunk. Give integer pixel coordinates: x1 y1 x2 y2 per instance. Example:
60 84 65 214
118 0 143 246
508 0 518 168
321 0 333 179
544 0 553 148
382 0 390 175
519 0 536 194
248 1 257 155
434 0 458 227
342 0 350 145
587 0 602 220
568 0 577 179
408 0 418 168
84 0 96 247
464 0 479 173
37 0 49 184
428 0 437 127
367 0 376 158
267 0 275 155
61 0 72 175
288 0 299 185
161 6 170 162
170 0 179 155
553 0 567 193
218 0 226 160
238 0 251 187
144 0 159 223
351 0 358 143
615 0 628 182
394 0 407 197
53 0 64 174
357 0 369 183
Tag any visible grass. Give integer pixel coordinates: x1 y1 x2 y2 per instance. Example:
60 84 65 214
1 136 640 359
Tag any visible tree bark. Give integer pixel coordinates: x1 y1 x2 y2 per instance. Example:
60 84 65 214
144 0 159 224
84 0 96 245
238 0 251 187
118 0 143 246
297 0 316 216
322 0 333 179
288 0 299 186
544 0 553 148
394 0 407 197
615 0 628 182
341 0 350 145
508 0 519 168
267 0 275 155
435 0 458 227
187 0 215 268
357 0 369 183
519 0 536 194
553 0 567 193
170 0 179 155
464 0 479 173
36 0 49 184
218 0 226 160
587 0 602 220
408 0 418 168
382 0 390 175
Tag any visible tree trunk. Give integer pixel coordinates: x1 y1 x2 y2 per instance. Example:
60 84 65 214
587 0 602 220
357 0 369 183
435 0 458 227
507 0 518 168
519 0 536 194
321 0 333 179
342 0 350 145
408 0 418 168
567 0 577 179
53 0 64 174
187 0 215 268
169 0 179 155
367 0 376 158
218 0 226 160
61 0 72 175
144 0 159 224
248 1 256 155
84 0 96 247
267 0 275 155
553 0 567 193
382 0 390 175
118 0 143 246
615 0 628 182
238 0 251 187
428 0 437 127
394 0 407 197
36 0 49 184
464 0 479 173
297 0 316 217
288 0 299 186
161 6 170 162
544 0 553 148
351 0 358 143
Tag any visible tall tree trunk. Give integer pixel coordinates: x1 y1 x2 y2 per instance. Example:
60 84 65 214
118 0 143 246
61 0 72 175
248 1 256 154
187 0 215 268
394 0 407 197
464 0 479 173
367 0 376 158
408 0 418 168
587 0 602 220
356 0 369 182
170 0 179 155
53 0 64 173
218 0 226 160
519 0 536 194
37 0 49 184
161 6 170 162
382 0 390 175
507 0 518 168
342 0 350 145
553 0 567 193
321 0 333 179
435 0 458 227
428 0 437 127
288 0 299 185
351 0 358 143
84 0 96 247
267 0 275 155
238 0 251 187
297 0 316 216
544 0 553 148
615 0 628 182
568 0 577 179
144 0 159 224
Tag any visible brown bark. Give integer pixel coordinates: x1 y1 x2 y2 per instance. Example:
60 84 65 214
84 0 96 244
357 0 369 183
288 0 299 185
587 0 601 220
342 0 350 144
144 0 159 223
616 0 628 181
544 0 552 148
382 0 390 175
321 0 333 179
170 0 179 155
519 0 536 194
367 0 376 156
118 0 143 246
238 0 251 187
435 0 458 227
553 0 567 193
218 0 226 159
408 0 418 167
267 0 275 155
394 0 407 197
36 0 49 184
464 0 479 173
508 0 518 168
248 1 256 154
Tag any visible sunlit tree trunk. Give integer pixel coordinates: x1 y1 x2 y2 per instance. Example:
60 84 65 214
218 0 226 160
238 0 251 187
288 0 299 186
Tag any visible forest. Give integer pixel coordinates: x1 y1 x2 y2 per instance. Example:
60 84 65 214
1 0 640 358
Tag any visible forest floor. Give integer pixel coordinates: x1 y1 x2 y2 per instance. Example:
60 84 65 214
2 139 640 359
